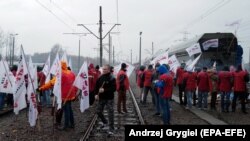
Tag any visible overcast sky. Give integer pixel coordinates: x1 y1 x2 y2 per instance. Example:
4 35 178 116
0 0 250 63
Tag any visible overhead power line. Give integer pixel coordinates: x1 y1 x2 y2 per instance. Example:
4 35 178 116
34 0 74 31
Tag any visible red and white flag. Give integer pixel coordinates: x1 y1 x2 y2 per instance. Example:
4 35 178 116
186 43 201 57
73 61 89 113
27 56 38 127
53 60 62 109
42 55 50 83
150 51 168 65
0 59 15 93
50 53 60 75
168 55 180 74
13 47 28 114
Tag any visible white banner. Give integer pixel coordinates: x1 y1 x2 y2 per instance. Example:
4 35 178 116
168 55 180 74
0 60 15 93
53 61 62 109
186 43 201 56
202 39 219 51
150 51 168 65
28 93 38 127
42 55 50 76
13 47 28 114
50 53 60 75
73 62 89 112
27 57 38 127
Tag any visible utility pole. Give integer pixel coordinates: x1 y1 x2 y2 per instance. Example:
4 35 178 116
10 33 18 66
78 6 120 66
108 33 112 65
99 6 103 67
63 33 89 72
139 32 142 66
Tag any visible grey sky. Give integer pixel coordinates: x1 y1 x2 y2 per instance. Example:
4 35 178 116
0 0 249 63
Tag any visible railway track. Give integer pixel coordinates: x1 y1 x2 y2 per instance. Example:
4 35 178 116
79 87 145 141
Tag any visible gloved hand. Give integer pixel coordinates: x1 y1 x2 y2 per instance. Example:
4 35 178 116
99 88 104 93
95 95 99 101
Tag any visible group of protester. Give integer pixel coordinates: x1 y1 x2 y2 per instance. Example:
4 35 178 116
136 62 249 125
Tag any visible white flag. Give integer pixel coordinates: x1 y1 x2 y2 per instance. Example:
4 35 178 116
186 43 201 57
28 93 38 127
186 54 202 72
50 53 60 75
27 57 38 99
168 55 180 74
42 55 50 75
13 47 28 114
73 62 89 112
27 57 38 127
0 60 15 93
53 61 62 109
202 39 219 51
60 51 68 65
150 51 168 65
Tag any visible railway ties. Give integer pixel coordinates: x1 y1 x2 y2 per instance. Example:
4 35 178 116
80 87 145 141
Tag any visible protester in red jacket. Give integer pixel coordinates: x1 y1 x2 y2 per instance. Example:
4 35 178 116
218 66 233 112
232 65 249 114
88 63 98 105
176 63 186 105
39 61 77 130
197 67 209 109
116 63 130 114
183 68 197 109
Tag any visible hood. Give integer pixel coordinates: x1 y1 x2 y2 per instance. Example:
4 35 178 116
61 61 68 70
89 63 94 69
157 65 168 75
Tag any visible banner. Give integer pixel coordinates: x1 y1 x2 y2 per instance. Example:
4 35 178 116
27 56 38 127
73 62 89 112
168 55 180 74
52 60 62 109
13 47 28 114
50 53 60 75
202 39 219 51
186 43 201 56
0 60 15 93
151 51 168 65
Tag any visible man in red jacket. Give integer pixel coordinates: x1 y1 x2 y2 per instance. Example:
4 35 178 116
197 67 209 109
218 66 233 112
88 63 98 106
232 65 249 114
176 63 186 105
116 63 130 113
142 65 155 105
39 61 77 130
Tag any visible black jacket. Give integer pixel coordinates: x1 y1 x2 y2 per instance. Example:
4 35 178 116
94 73 116 100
